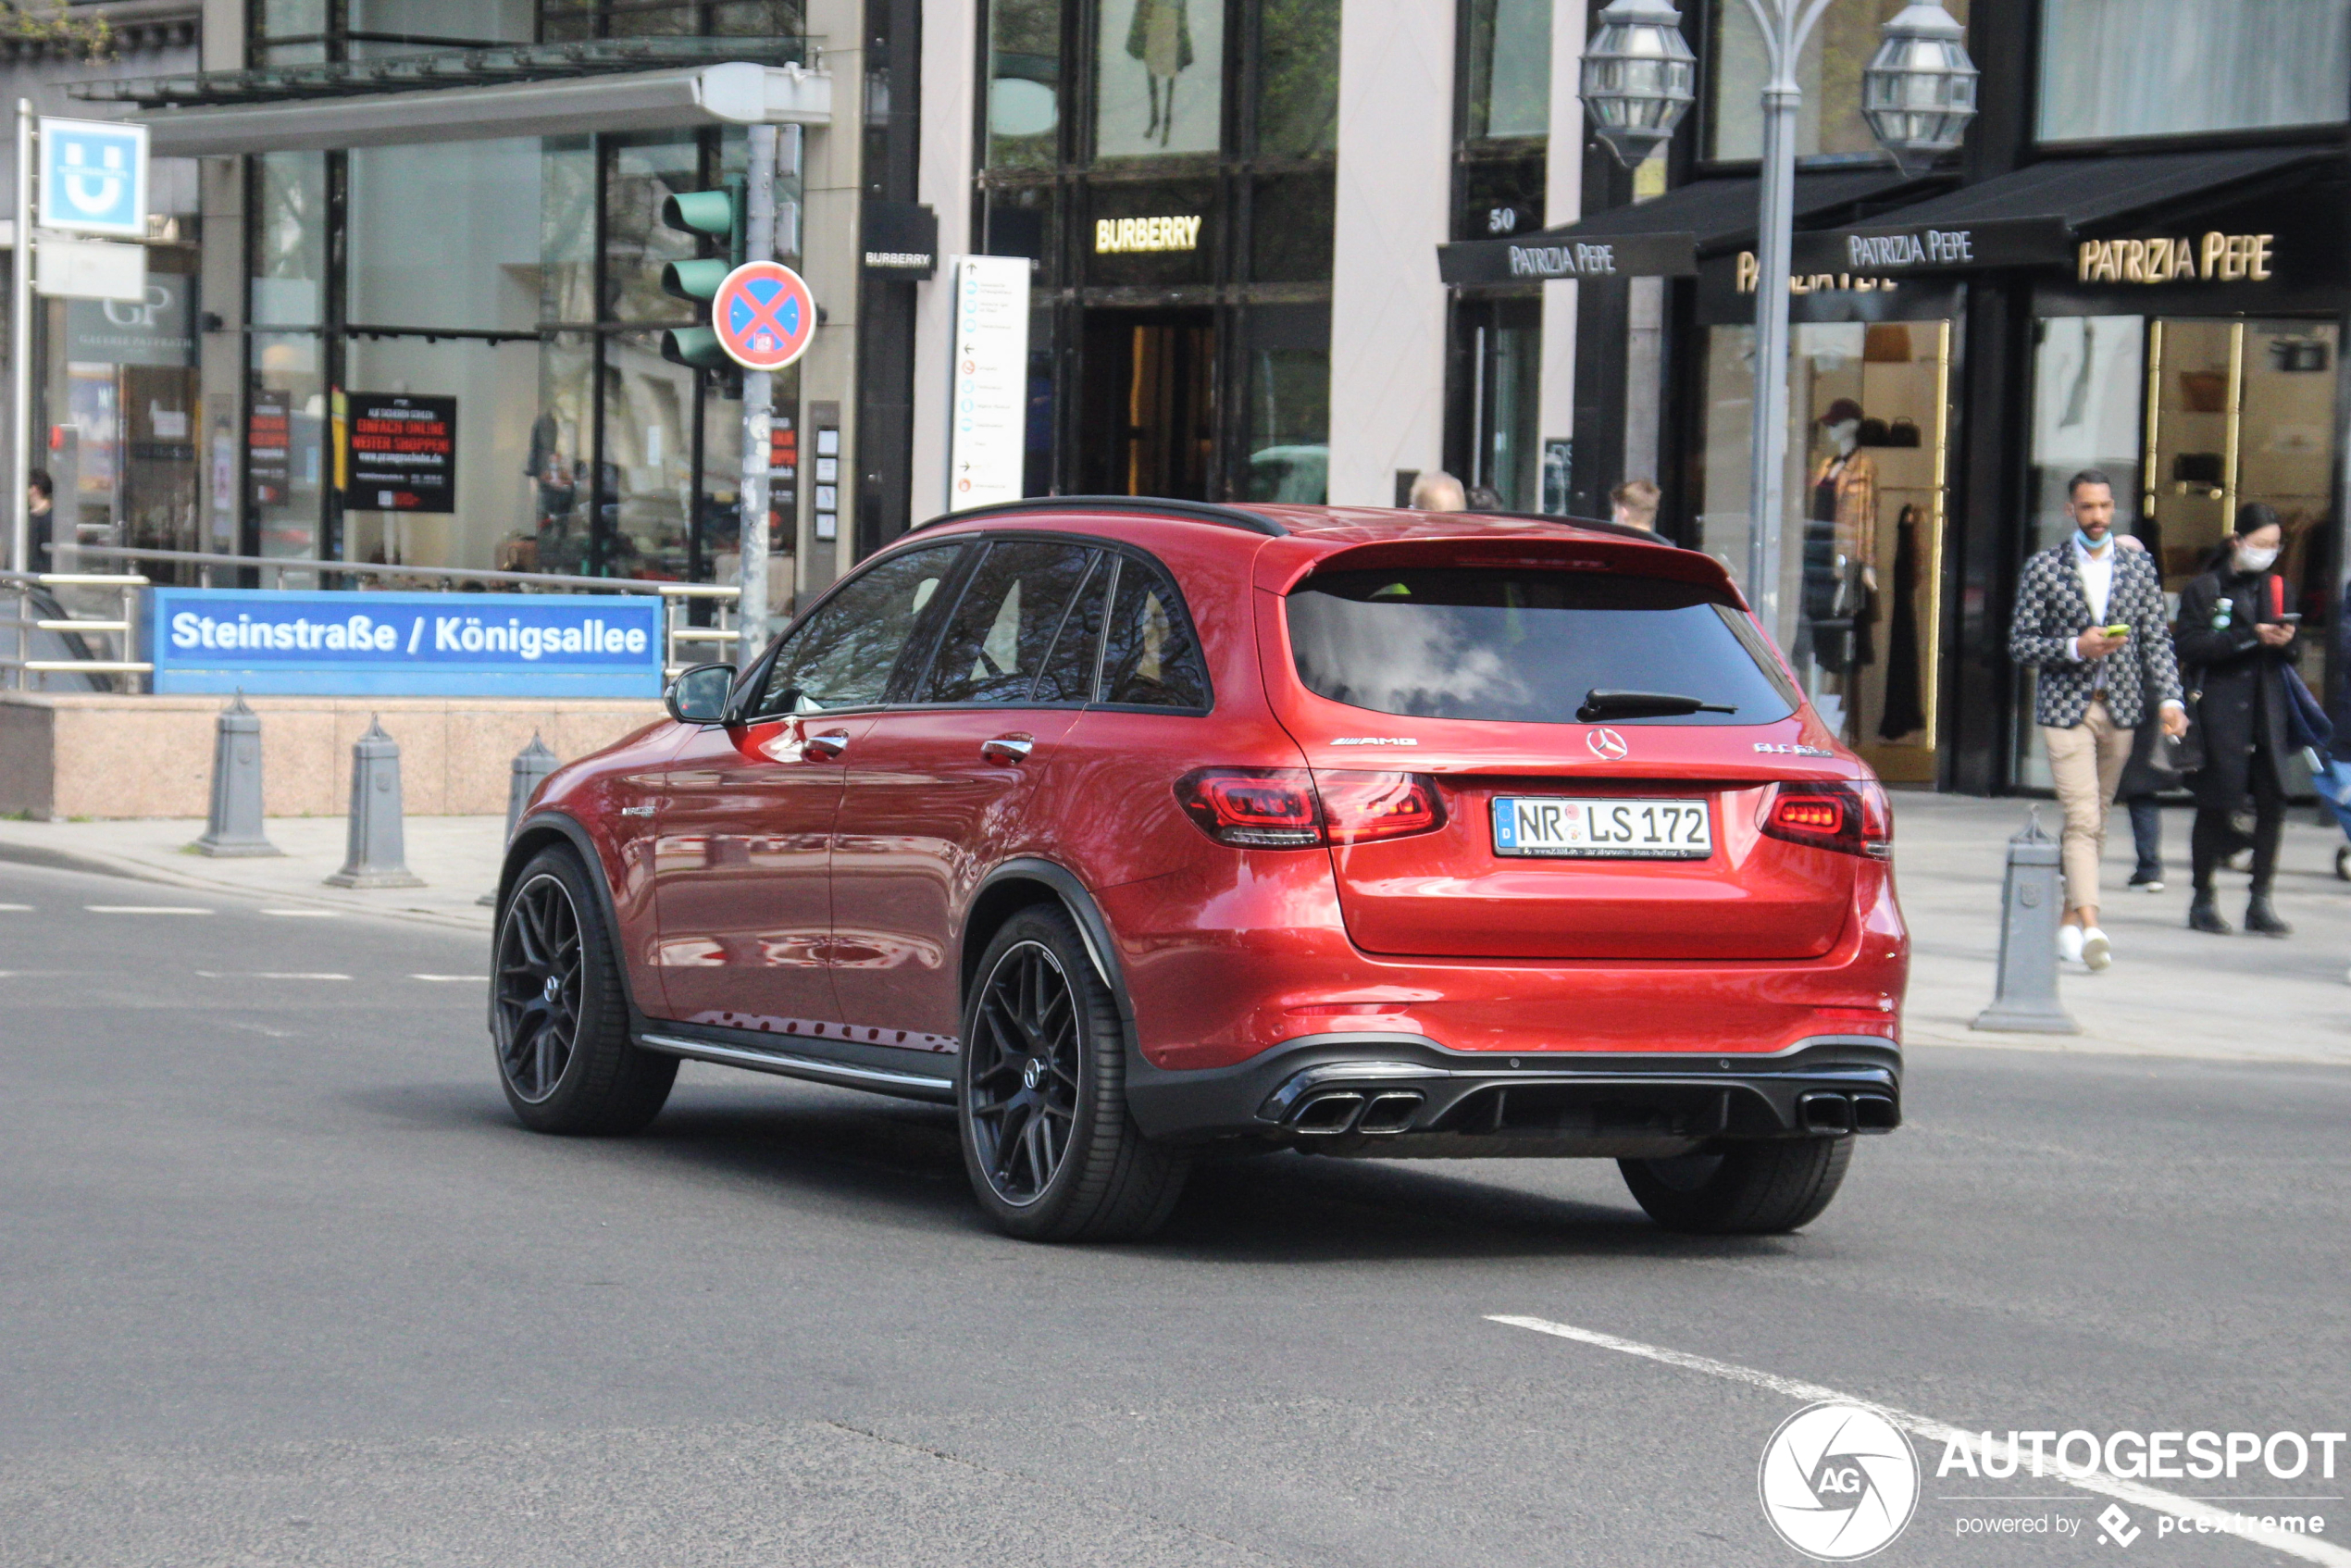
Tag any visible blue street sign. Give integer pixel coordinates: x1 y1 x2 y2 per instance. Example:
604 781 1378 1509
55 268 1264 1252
38 118 148 239
149 590 663 697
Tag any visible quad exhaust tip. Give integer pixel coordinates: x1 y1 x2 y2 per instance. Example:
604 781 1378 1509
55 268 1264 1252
1292 1092 1365 1134
1289 1089 1424 1136
1356 1090 1424 1134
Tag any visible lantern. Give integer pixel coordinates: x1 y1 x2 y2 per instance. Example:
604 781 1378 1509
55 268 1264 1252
1579 0 1698 170
1861 2 1980 174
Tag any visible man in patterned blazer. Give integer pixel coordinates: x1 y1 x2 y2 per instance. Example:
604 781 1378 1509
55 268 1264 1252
2009 469 2188 971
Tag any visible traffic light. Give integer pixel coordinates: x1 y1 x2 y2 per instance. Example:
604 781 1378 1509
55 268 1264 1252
659 177 746 370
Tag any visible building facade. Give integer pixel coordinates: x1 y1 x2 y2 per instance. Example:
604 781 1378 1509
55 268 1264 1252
8 0 2346 799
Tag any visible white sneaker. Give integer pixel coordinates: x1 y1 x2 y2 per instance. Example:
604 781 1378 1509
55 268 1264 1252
2058 925 2084 964
2081 927 2112 971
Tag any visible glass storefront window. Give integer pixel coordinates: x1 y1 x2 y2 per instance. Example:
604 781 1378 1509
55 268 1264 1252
252 153 326 330
1243 305 1330 503
2038 0 2348 142
1701 317 1956 778
345 1 532 50
2017 314 2342 789
987 0 1064 168
1460 0 1552 143
348 140 541 331
1710 0 1970 161
1095 0 1225 159
1258 0 1339 157
603 135 703 323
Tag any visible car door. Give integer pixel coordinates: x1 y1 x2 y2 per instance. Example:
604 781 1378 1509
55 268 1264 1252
650 542 968 1035
828 538 1110 1045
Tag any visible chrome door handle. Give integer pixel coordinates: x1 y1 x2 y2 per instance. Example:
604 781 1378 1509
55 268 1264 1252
803 731 851 760
980 735 1035 764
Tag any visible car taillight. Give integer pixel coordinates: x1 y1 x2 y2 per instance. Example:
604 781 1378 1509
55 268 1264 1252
1174 768 1447 850
1760 779 1893 860
1316 771 1447 844
1175 768 1324 848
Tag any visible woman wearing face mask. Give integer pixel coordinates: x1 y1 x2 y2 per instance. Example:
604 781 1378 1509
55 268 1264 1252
2175 504 2297 936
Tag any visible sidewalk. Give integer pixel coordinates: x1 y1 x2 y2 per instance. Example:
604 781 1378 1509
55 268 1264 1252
0 815 505 930
2 795 2345 1064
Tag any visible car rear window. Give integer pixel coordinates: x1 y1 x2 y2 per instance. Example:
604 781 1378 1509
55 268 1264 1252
1285 566 1797 726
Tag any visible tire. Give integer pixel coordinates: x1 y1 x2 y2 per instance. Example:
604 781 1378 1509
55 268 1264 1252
958 905 1188 1241
1619 1137 1854 1235
491 845 677 1135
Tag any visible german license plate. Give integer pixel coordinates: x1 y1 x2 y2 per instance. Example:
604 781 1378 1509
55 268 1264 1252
1490 796 1712 859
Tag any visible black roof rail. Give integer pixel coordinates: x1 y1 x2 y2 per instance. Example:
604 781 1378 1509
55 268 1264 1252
907 495 1289 538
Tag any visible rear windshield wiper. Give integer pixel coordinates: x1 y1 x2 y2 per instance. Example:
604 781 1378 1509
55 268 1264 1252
1577 688 1739 722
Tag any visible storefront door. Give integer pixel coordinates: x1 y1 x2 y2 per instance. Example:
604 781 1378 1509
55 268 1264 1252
1077 309 1215 500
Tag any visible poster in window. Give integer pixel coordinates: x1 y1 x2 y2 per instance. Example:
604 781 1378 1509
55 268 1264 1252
248 389 292 506
1094 0 1223 158
342 392 456 514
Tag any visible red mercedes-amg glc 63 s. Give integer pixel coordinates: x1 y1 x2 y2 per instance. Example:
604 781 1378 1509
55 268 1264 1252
491 499 1906 1241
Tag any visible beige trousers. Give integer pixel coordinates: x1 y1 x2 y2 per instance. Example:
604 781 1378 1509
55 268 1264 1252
2043 700 2134 915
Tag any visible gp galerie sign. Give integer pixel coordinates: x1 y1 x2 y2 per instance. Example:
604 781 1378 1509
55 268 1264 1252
150 590 662 697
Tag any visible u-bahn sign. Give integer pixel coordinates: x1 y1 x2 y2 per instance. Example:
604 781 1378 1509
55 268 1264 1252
712 260 816 371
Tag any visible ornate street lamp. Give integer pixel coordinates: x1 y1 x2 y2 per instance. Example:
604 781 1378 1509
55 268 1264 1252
1579 0 1698 170
1575 0 1978 649
1861 2 1980 174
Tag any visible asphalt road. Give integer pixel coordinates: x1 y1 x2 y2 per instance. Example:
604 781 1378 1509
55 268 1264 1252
3 854 2346 1568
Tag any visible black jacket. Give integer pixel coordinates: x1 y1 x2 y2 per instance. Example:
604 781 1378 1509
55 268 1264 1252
2176 565 2295 807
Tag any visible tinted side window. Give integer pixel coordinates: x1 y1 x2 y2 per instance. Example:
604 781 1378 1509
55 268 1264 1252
756 545 963 714
1032 554 1111 703
1099 556 1212 709
915 541 1099 704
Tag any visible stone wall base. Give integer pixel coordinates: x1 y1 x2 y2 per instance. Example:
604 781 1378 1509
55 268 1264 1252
0 692 665 819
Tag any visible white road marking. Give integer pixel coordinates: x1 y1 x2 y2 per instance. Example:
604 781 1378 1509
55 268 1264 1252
0 902 32 911
1489 1314 2351 1567
86 905 212 915
409 974 488 983
195 971 352 981
259 908 342 918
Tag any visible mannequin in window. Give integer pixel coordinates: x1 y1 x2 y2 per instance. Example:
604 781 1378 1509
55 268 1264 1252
1126 0 1194 147
1802 398 1879 731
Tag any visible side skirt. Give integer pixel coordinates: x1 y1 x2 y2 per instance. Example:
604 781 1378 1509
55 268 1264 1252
633 1028 956 1103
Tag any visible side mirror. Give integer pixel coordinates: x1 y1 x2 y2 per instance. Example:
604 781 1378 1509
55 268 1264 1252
665 663 736 726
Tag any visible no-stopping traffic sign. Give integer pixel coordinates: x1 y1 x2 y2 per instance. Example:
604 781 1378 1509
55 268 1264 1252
711 261 816 371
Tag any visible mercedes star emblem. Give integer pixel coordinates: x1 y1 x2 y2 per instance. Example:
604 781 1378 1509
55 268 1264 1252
1586 727 1630 761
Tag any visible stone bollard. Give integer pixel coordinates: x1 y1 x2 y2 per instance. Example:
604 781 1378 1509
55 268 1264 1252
1972 806 2079 1034
191 692 281 858
479 732 560 904
326 716 425 890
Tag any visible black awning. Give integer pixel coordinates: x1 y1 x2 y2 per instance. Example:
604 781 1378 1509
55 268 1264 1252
1789 145 2332 275
1439 168 1922 285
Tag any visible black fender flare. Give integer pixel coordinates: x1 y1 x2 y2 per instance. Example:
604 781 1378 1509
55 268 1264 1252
965 857 1140 1073
499 808 650 1028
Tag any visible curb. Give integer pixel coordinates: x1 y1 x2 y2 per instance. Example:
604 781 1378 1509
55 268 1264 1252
0 837 494 933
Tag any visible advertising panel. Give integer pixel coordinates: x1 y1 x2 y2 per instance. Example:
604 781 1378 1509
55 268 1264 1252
149 590 662 697
342 393 456 513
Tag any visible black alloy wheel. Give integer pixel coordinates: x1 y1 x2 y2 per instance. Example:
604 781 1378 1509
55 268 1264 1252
957 905 1188 1241
491 845 676 1135
966 940 1083 1204
496 870 582 1103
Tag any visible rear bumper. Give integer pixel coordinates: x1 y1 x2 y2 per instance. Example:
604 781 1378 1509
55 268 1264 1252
1126 1032 1900 1156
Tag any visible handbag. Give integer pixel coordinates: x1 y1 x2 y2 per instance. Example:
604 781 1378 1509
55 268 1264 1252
1886 416 1921 448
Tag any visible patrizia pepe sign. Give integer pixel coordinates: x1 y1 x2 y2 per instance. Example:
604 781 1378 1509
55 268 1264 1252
149 589 663 697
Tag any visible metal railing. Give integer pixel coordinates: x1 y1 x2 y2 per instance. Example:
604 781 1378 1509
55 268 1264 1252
11 547 744 691
1 568 155 691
